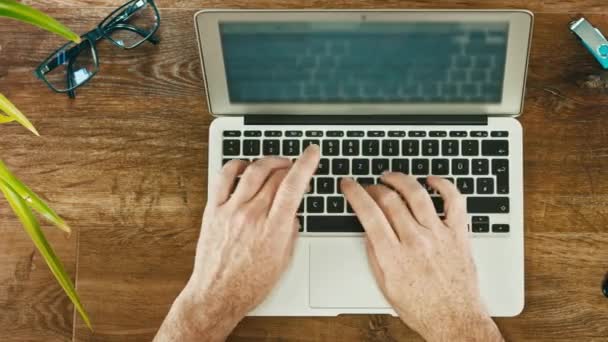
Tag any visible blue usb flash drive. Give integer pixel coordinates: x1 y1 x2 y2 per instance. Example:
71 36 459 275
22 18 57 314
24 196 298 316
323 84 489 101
570 18 608 69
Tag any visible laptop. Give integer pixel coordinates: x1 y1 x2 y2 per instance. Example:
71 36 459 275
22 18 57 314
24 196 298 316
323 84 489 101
194 9 532 317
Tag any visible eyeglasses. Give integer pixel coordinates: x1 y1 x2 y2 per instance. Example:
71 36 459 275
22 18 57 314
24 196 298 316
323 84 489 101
35 0 160 98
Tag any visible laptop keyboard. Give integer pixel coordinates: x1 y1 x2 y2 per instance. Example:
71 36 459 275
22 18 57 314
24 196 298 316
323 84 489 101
222 129 511 235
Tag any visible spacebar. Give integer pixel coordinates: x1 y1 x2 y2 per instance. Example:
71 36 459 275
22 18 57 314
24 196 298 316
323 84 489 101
307 215 364 233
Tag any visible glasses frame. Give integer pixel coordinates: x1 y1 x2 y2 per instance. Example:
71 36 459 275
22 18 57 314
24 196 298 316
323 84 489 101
34 0 161 98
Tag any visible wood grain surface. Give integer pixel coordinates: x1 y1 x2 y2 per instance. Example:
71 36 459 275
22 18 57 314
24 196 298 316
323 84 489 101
1 1 608 341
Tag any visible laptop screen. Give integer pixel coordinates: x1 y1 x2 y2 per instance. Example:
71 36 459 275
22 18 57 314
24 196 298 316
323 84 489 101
219 21 508 104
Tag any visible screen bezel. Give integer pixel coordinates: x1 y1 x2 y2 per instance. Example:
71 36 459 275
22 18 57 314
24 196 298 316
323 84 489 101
195 10 533 116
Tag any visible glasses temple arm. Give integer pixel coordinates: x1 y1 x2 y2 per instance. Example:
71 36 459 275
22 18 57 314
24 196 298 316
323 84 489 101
66 59 76 99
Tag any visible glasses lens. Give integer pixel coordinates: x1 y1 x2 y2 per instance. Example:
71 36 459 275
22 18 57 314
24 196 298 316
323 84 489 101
102 0 159 48
42 39 97 92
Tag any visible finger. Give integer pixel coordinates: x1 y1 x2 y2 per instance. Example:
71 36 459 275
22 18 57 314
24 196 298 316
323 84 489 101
365 238 387 293
427 176 467 230
230 157 292 204
341 177 399 252
211 159 249 206
380 173 441 228
267 145 320 229
249 169 289 211
365 184 419 244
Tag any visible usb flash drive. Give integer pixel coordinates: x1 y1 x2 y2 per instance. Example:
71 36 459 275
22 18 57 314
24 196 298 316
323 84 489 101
570 18 608 69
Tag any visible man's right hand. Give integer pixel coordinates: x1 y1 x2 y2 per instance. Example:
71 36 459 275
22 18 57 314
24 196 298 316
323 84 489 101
341 173 504 342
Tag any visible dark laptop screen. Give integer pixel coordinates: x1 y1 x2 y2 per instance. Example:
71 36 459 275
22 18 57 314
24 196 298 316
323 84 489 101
219 22 508 104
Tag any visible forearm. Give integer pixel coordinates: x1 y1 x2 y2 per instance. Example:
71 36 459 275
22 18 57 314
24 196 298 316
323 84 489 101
154 285 242 342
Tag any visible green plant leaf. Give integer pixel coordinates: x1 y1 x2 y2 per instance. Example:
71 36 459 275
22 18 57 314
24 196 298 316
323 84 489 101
0 93 39 136
0 159 70 233
0 113 15 124
0 0 80 43
0 178 91 330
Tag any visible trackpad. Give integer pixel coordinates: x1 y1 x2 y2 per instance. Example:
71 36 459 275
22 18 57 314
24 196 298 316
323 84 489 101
309 238 391 309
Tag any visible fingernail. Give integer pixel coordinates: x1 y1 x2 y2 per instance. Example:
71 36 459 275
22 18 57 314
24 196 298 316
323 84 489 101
341 177 354 183
381 170 391 177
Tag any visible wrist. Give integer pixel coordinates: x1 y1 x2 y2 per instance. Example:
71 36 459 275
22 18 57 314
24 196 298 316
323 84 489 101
155 282 244 342
178 282 245 340
421 309 503 342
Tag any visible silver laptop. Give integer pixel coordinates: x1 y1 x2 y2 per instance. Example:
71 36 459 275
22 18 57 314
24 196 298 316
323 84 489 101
195 9 532 317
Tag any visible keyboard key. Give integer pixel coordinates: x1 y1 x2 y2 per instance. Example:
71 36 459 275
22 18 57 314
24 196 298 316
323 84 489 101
402 140 419 156
492 159 509 194
472 216 489 223
332 159 350 175
476 178 494 194
450 131 467 137
442 140 459 156
285 130 303 137
307 196 324 213
322 140 340 156
472 223 490 233
367 131 385 137
452 159 469 175
307 215 364 232
472 159 489 175
388 131 406 137
462 140 479 156
352 159 369 175
223 140 240 156
363 140 380 156
467 197 509 213
264 130 282 137
357 177 375 186
223 130 241 137
317 177 335 194
306 130 323 137
347 131 364 137
327 130 344 137
492 224 510 233
244 130 262 137
303 139 320 150
343 140 359 156
263 140 280 155
243 139 261 156
372 159 390 175
412 159 429 175
471 131 488 137
308 178 314 194
431 196 444 213
382 140 399 156
457 178 474 194
417 178 433 193
429 131 447 137
491 131 509 137
297 215 304 232
391 159 409 174
317 158 330 175
482 140 509 156
298 200 304 213
422 140 439 156
445 177 454 183
327 196 345 213
432 159 450 175
409 131 426 137
282 140 300 156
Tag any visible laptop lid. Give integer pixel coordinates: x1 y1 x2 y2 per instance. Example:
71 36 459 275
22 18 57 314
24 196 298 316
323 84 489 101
195 10 533 117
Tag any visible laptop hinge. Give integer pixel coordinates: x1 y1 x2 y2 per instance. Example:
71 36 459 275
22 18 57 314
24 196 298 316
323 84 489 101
244 115 487 126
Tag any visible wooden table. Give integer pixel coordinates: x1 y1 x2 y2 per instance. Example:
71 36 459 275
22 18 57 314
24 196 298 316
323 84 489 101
1 1 607 341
